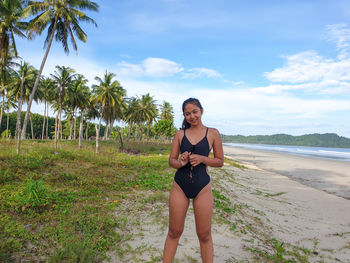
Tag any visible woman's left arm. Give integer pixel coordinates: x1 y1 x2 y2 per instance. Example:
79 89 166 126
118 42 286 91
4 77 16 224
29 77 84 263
189 128 224 167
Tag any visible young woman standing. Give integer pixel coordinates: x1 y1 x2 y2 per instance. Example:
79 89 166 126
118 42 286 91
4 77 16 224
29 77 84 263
163 98 224 262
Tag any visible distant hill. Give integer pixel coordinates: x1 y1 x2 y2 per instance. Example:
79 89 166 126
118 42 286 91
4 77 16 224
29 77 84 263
221 133 350 148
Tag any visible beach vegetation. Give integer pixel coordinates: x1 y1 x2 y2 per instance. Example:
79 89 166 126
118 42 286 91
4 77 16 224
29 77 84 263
0 140 173 262
224 157 247 169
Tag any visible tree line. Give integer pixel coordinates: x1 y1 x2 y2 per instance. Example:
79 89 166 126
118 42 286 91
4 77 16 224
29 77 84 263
0 0 177 154
221 133 350 148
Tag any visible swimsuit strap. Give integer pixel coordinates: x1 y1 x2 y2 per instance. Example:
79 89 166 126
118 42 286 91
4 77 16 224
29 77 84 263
205 127 209 137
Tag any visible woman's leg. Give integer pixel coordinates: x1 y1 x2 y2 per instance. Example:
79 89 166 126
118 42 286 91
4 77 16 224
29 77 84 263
193 184 213 263
163 182 190 263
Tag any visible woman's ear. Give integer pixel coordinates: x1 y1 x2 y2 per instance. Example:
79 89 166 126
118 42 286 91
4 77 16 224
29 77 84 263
201 108 204 115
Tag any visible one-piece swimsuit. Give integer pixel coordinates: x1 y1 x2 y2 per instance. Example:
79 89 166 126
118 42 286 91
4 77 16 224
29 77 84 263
174 127 210 199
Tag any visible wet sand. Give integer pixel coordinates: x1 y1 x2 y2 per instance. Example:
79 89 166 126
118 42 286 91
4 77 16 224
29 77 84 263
223 145 350 199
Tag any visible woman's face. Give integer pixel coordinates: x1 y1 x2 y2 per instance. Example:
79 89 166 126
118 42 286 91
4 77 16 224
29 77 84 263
183 103 203 126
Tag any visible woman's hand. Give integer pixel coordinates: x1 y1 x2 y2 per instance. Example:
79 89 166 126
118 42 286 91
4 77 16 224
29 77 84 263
188 154 204 167
179 151 191 167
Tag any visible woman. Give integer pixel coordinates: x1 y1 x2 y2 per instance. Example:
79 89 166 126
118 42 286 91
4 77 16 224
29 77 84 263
163 98 224 263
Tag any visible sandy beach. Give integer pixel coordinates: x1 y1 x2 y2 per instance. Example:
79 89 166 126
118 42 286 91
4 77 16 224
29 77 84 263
223 145 350 200
107 146 350 262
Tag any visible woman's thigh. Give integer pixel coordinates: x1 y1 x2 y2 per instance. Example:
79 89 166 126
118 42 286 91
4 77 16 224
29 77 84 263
168 182 190 233
193 184 213 234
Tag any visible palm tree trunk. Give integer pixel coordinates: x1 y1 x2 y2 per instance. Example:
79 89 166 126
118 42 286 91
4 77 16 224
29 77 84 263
6 107 9 140
41 101 46 140
126 123 132 148
69 116 73 140
46 102 49 139
85 120 89 140
16 74 25 153
109 120 114 139
118 130 123 151
103 120 108 140
55 111 59 149
0 92 4 133
139 124 143 141
95 117 102 154
59 108 63 140
78 109 84 149
22 15 58 140
147 123 151 141
73 107 77 140
29 112 34 139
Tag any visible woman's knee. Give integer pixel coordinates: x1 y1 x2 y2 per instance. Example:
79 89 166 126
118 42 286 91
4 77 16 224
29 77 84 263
197 230 211 243
168 227 183 239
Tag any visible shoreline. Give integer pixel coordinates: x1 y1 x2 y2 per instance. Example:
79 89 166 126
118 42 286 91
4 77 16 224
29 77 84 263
223 145 350 200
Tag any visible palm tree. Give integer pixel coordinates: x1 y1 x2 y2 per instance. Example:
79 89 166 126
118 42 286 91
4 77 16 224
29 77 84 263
123 97 139 146
50 65 75 149
0 0 27 130
136 93 158 141
74 76 90 148
38 77 55 140
3 92 16 139
0 47 20 134
84 101 99 140
9 61 36 145
21 0 98 140
67 74 90 148
160 101 174 121
91 71 126 153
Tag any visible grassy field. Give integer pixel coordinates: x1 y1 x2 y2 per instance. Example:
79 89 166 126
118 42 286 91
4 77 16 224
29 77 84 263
0 139 174 262
3 139 301 263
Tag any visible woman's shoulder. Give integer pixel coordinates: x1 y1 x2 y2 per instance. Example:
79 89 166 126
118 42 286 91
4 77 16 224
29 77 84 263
175 129 185 136
174 129 185 141
207 127 220 136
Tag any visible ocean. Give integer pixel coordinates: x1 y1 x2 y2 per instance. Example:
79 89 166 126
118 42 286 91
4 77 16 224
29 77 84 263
224 143 350 162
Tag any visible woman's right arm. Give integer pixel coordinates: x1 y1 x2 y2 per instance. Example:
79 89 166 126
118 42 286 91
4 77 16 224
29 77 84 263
169 130 189 169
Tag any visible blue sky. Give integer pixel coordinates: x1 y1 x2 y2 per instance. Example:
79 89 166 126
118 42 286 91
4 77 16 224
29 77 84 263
16 0 350 137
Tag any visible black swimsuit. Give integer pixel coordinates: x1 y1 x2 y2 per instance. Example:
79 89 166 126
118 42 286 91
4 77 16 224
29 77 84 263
174 128 210 199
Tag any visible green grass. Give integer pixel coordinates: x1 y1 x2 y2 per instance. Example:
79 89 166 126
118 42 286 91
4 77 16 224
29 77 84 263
224 157 247 169
0 139 172 262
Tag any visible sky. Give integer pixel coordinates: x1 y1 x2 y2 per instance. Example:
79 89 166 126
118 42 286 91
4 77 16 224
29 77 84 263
15 0 350 137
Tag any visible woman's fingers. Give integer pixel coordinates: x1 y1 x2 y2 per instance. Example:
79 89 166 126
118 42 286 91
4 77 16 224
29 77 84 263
189 154 203 166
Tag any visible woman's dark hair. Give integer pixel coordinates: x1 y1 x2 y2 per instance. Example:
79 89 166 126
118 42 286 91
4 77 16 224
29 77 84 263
181 98 203 129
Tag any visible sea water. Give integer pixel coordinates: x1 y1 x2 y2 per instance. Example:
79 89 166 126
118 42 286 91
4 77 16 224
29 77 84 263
224 143 350 161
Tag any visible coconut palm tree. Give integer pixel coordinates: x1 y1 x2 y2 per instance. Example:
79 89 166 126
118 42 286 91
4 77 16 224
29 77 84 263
50 65 75 148
2 92 16 139
66 74 90 147
0 46 20 134
160 101 174 121
38 76 55 140
136 93 158 141
73 76 90 148
91 71 126 153
21 0 98 140
84 101 99 140
0 0 27 130
123 97 139 146
7 61 37 153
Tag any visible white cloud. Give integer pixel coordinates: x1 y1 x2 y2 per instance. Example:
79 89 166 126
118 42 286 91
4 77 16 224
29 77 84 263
182 67 223 79
326 23 350 60
259 24 350 95
116 57 184 78
116 58 224 80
